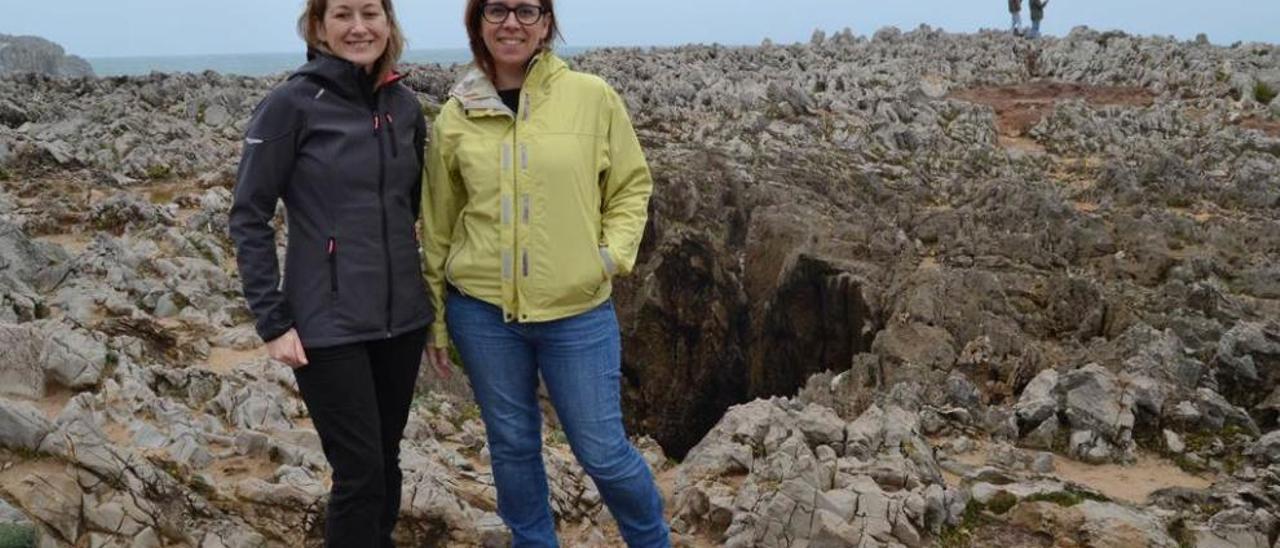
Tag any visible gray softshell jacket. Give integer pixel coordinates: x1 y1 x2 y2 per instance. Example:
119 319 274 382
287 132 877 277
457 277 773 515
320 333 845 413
229 51 433 348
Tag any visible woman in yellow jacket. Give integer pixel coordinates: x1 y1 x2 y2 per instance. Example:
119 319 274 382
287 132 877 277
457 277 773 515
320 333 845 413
421 0 669 546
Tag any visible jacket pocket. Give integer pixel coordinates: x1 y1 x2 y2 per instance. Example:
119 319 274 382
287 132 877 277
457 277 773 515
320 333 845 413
575 241 608 298
598 246 616 279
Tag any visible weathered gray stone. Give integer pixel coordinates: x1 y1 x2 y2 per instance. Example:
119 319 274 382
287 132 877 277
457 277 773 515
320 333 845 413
796 403 846 448
0 398 53 450
1191 508 1271 548
9 467 82 542
1164 429 1186 454
41 322 108 390
1246 430 1280 464
1076 500 1178 547
0 34 94 77
1013 368 1054 427
0 324 46 399
809 509 860 547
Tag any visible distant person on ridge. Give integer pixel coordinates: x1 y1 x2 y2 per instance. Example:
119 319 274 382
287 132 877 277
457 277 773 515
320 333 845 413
1009 0 1049 38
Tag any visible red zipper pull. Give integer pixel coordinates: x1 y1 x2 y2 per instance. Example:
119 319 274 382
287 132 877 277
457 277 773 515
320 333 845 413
327 238 337 255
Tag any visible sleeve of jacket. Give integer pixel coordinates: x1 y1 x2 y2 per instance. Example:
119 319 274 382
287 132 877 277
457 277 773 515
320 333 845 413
421 108 465 348
598 84 653 277
228 90 302 342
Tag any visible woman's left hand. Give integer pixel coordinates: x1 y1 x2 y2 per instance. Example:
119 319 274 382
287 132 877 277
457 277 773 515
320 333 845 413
425 343 453 379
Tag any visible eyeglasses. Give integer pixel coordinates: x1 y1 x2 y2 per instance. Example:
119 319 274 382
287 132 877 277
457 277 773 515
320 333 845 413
480 3 547 26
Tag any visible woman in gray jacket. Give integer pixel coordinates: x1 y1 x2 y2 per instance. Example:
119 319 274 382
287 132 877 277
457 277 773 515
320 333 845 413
228 0 443 545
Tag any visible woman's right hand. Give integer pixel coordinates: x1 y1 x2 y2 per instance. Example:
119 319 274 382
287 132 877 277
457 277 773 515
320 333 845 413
266 328 309 368
426 343 454 379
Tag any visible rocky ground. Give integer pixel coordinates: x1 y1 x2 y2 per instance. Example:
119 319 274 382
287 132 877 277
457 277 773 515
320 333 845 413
0 25 1279 547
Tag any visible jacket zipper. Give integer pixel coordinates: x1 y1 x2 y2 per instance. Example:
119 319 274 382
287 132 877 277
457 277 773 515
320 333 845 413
511 99 521 322
327 237 338 292
374 111 393 337
385 112 398 158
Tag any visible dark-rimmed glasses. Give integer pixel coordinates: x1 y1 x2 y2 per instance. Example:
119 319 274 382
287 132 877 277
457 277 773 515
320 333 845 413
481 3 548 26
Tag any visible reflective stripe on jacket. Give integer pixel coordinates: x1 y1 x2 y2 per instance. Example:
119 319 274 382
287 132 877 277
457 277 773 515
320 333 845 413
422 52 652 347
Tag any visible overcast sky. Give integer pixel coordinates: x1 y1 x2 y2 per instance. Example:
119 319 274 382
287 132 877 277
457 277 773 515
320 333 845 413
2 0 1276 58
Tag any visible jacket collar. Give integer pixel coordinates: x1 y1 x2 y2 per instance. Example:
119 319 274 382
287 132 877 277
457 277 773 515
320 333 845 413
293 49 403 104
450 51 567 117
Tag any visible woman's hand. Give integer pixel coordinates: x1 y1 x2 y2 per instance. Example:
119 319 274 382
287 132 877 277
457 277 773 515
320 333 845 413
425 343 454 379
266 328 309 368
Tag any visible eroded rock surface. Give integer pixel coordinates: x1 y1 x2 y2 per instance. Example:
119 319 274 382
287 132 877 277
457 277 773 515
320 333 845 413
0 26 1278 546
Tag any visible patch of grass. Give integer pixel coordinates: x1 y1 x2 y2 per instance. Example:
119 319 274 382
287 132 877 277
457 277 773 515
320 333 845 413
938 499 989 548
6 446 42 461
150 455 186 479
1025 491 1084 507
32 301 50 321
145 164 172 180
547 428 568 447
1051 426 1072 454
937 525 974 548
1181 430 1216 453
1174 454 1209 474
1177 425 1252 474
457 402 481 424
0 523 36 548
1256 81 1278 105
190 473 217 499
0 166 10 181
1167 517 1196 548
148 187 178 205
1024 489 1110 508
987 491 1018 515
1166 194 1195 208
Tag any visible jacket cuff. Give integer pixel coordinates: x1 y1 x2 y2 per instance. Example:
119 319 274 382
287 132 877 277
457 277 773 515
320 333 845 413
255 307 294 342
431 321 450 349
256 321 293 343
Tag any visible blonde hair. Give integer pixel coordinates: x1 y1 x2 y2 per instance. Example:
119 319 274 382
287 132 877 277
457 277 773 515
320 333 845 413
298 0 406 86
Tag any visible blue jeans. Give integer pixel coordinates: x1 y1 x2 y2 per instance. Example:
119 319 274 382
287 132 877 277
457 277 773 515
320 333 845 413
447 291 670 548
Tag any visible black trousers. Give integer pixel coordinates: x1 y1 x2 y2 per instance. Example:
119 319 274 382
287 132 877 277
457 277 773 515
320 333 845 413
295 327 428 548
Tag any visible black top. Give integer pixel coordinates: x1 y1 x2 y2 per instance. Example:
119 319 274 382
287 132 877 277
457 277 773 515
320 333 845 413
229 52 433 347
498 88 521 115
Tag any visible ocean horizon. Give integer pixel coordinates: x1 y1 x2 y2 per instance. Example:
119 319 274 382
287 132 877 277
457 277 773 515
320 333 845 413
86 46 592 77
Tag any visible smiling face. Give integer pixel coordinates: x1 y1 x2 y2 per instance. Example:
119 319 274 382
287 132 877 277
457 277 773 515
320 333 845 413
480 1 551 79
319 0 390 72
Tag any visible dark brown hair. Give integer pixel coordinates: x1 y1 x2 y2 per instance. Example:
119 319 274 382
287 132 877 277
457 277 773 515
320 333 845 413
298 0 407 86
464 0 563 85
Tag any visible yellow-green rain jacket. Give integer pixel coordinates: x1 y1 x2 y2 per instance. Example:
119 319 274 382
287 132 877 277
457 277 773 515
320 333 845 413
421 52 652 347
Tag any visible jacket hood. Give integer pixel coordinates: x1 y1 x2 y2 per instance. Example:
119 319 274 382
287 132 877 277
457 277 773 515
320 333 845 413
449 51 568 114
293 49 404 103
